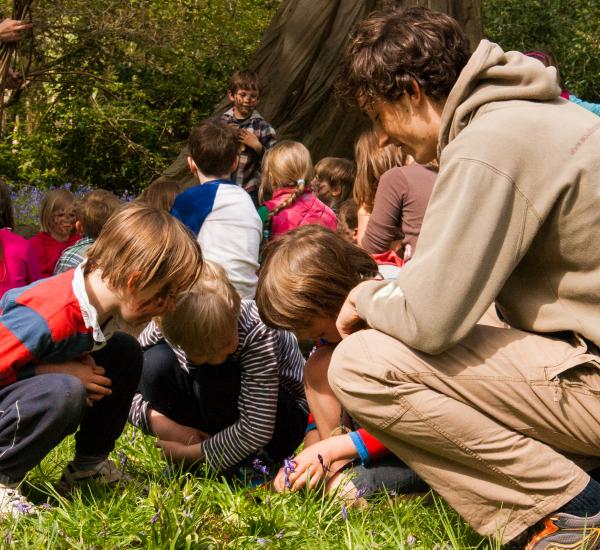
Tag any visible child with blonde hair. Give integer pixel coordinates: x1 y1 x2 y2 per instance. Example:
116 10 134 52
312 157 356 214
258 140 336 241
0 203 202 515
30 188 79 276
256 225 427 498
129 261 307 475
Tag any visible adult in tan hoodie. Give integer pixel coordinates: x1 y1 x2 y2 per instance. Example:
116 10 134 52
329 6 600 547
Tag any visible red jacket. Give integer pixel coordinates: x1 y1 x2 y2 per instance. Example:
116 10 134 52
30 231 79 278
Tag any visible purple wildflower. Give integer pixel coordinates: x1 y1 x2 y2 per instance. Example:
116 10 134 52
276 530 284 539
283 456 297 489
40 503 53 511
407 534 416 547
257 537 268 545
118 451 128 471
341 504 348 521
317 454 330 473
355 485 367 499
252 458 269 476
15 501 32 514
150 510 160 524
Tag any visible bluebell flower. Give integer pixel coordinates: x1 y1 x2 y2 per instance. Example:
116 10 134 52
252 458 269 476
341 504 348 521
283 456 297 489
407 534 416 547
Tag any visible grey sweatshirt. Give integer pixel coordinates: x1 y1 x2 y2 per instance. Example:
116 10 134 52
355 40 600 353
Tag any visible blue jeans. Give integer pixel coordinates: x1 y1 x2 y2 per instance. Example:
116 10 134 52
0 332 142 483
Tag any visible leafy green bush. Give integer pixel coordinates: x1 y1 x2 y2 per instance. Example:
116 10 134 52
0 0 279 194
483 0 600 101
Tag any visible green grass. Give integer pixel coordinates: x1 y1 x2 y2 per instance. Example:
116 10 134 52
0 426 494 549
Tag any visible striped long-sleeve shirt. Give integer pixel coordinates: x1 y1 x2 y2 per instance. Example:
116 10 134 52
132 300 306 470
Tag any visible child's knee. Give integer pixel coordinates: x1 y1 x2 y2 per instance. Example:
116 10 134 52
305 346 334 388
47 374 87 424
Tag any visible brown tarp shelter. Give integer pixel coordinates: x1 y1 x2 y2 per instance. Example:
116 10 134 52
161 0 482 185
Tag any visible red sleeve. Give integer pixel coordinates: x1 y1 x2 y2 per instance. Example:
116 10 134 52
356 428 389 461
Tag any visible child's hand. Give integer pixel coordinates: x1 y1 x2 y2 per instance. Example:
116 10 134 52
273 436 356 492
36 355 112 406
239 129 262 153
336 282 372 339
156 440 204 466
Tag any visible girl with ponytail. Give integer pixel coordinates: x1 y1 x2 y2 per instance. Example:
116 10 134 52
258 140 336 241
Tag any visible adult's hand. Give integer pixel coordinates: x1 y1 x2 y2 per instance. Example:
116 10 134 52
335 281 373 339
0 19 32 43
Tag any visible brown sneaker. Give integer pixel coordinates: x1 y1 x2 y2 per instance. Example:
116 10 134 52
526 511 600 549
57 459 130 492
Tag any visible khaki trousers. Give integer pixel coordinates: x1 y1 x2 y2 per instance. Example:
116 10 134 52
328 324 600 543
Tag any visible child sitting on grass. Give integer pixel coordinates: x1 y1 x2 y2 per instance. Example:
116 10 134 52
256 225 427 498
312 157 356 214
138 177 183 213
0 179 40 298
171 119 262 299
336 199 358 245
0 203 202 516
221 69 277 205
30 189 79 277
54 189 122 274
129 261 307 477
258 141 337 241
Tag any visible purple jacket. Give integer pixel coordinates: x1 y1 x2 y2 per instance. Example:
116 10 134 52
264 187 337 237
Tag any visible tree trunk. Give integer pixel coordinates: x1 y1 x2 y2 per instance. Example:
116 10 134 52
162 0 483 184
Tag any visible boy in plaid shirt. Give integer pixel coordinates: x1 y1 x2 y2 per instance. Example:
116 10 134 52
221 70 276 205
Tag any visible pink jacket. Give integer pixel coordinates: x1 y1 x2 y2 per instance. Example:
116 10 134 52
0 228 42 298
264 187 337 238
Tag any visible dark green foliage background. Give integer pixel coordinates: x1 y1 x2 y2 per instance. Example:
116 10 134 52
0 0 597 194
483 0 600 101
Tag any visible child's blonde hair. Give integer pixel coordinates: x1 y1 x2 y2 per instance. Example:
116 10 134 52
84 202 202 298
259 141 313 228
256 225 378 332
40 189 75 233
139 177 183 213
314 157 356 205
160 261 241 358
76 189 122 239
353 128 403 213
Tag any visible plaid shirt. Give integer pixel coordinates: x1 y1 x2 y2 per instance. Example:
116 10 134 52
221 108 276 191
54 236 95 274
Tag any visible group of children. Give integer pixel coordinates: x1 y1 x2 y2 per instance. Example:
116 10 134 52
0 68 434 516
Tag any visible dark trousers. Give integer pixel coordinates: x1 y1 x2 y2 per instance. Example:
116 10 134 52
0 332 142 483
138 343 307 468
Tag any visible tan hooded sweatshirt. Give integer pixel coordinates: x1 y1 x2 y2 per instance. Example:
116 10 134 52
356 40 600 354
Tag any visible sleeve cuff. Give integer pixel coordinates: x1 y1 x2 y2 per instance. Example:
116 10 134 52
349 431 371 466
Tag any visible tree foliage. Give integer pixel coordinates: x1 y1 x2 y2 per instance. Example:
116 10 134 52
0 0 278 193
483 0 600 101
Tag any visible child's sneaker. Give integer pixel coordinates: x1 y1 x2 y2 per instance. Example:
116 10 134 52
0 483 35 517
526 511 600 549
57 459 130 492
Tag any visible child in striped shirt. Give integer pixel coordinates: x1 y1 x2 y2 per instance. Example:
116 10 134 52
129 261 307 475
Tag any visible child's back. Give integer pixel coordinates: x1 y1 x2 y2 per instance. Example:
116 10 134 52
172 180 261 299
258 141 336 240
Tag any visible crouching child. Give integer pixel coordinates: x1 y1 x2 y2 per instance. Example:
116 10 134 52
0 203 202 515
129 261 307 479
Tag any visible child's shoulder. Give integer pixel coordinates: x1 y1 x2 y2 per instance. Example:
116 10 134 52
1 272 85 336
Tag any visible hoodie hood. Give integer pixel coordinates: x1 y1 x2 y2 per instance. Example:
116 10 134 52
438 40 561 155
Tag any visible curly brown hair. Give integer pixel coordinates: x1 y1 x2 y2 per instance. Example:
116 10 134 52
336 6 470 107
